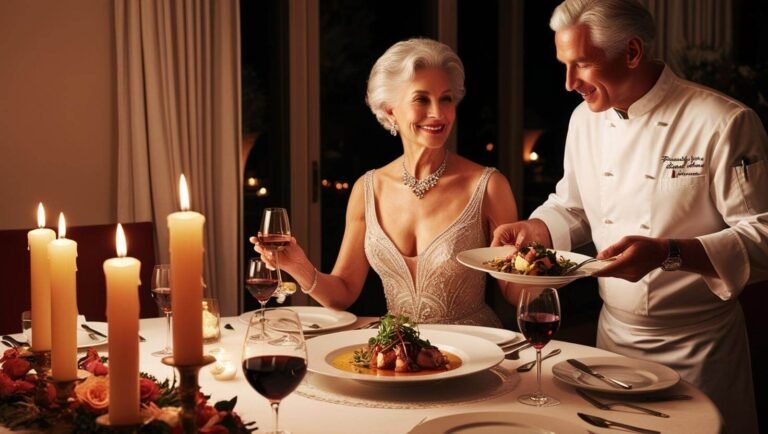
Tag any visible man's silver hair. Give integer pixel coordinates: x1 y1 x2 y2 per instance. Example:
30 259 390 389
366 38 465 131
550 0 656 59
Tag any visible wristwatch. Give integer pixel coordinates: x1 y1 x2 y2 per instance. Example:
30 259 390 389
661 239 682 271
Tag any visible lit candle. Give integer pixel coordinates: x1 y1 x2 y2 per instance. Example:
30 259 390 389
48 213 78 381
28 203 56 351
168 174 205 365
103 224 141 424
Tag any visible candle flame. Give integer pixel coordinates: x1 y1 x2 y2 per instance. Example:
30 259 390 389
57 213 66 239
37 203 46 228
116 223 127 257
179 174 190 211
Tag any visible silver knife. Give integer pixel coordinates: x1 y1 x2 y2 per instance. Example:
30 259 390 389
578 413 660 434
81 323 107 338
567 358 633 389
575 388 669 418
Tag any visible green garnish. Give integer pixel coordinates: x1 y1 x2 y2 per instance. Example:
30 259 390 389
352 314 430 367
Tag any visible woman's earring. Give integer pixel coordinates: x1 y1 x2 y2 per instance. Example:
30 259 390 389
390 122 398 136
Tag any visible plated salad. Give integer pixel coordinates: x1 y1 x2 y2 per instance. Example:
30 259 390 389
483 242 576 276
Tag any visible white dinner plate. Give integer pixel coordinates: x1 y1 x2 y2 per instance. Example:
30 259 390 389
22 322 108 349
238 306 357 333
306 329 504 384
552 356 681 394
409 411 585 434
418 324 522 347
457 246 607 288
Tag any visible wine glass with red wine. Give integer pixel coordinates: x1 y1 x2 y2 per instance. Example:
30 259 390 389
150 264 172 356
257 207 292 295
246 257 279 340
241 308 307 434
517 287 561 407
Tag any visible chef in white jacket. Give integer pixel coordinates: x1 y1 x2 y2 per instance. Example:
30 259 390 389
492 1 767 433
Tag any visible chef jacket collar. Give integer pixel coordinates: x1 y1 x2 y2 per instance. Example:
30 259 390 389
609 62 675 120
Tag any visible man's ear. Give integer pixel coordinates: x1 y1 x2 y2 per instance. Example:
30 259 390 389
626 37 644 68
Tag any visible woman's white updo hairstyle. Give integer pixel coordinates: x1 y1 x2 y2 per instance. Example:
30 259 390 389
549 0 656 59
366 38 465 132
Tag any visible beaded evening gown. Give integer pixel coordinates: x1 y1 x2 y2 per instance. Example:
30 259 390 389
363 167 502 327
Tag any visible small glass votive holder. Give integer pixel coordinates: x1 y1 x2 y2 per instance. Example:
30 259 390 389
202 298 221 344
21 310 32 342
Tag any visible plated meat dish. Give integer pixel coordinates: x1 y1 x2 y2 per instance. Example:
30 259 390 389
483 242 576 276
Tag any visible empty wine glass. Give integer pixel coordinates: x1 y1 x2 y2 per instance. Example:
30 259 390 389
257 208 291 294
150 264 172 356
241 308 307 434
246 257 280 340
517 287 561 407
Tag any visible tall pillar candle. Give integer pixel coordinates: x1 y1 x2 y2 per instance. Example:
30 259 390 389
167 174 205 365
28 203 55 351
48 213 78 381
103 223 141 424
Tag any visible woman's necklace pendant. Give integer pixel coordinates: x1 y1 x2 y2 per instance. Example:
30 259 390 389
402 154 448 199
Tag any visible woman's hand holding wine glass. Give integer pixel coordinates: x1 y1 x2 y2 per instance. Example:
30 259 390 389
517 287 561 407
241 308 307 434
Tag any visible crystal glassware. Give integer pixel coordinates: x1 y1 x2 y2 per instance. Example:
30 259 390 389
257 208 291 294
517 287 561 407
150 264 172 356
245 257 280 340
241 308 307 434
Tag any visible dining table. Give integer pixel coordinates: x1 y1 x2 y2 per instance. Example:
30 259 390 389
3 313 724 434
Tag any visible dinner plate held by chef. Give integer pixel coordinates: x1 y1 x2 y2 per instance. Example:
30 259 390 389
306 329 504 384
552 356 680 394
457 246 608 288
238 306 357 333
408 411 585 434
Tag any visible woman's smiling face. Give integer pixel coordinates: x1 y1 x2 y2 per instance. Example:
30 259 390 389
390 67 456 149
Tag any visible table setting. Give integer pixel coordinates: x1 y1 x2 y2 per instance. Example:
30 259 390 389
1 199 723 433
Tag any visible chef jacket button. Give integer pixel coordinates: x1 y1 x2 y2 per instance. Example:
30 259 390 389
603 218 613 224
640 223 650 229
603 171 614 177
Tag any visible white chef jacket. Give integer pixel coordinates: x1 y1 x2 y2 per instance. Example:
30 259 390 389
531 65 768 434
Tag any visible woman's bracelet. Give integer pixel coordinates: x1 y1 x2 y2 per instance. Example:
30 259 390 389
301 267 318 294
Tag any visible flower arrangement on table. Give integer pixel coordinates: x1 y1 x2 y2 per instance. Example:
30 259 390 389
0 348 255 433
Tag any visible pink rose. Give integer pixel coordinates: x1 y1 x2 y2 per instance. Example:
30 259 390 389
74 375 109 413
140 377 160 402
2 357 31 380
79 349 109 376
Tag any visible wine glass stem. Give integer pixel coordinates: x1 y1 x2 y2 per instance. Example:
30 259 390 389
271 402 280 433
164 312 172 352
260 301 267 335
273 251 283 290
535 348 542 397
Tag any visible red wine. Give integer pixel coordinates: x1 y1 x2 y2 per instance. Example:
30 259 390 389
242 355 307 402
258 234 291 251
151 287 172 314
519 313 560 349
245 278 279 303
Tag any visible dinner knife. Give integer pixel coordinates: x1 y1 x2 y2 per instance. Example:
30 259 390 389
578 413 660 434
575 388 669 418
567 358 633 389
80 323 146 342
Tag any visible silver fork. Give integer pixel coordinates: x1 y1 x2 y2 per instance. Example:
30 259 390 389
565 256 618 275
516 348 562 372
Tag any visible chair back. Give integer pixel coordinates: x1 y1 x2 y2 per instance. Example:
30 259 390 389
0 222 158 334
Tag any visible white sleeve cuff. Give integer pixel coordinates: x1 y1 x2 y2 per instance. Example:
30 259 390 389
697 230 749 300
530 207 573 251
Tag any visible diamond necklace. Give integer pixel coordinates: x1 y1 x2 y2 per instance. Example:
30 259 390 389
402 154 448 199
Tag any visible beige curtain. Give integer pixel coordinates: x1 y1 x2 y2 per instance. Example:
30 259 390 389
114 0 241 315
644 0 734 72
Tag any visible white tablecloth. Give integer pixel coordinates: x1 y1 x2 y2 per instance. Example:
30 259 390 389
142 315 721 434
2 315 723 433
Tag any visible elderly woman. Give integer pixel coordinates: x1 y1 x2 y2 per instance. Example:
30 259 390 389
252 38 517 327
